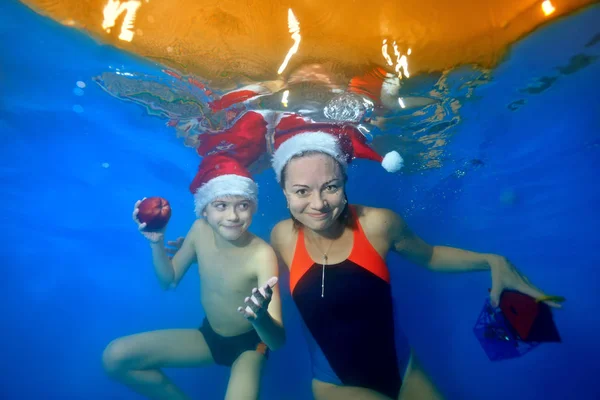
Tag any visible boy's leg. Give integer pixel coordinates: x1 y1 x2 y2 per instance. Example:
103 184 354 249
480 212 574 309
102 328 214 400
224 350 267 400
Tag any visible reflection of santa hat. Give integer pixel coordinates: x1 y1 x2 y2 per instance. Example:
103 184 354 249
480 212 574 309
209 84 276 113
271 115 403 183
189 154 258 217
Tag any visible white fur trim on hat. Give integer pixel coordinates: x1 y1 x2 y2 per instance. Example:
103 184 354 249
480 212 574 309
381 151 404 172
193 174 258 217
271 132 347 183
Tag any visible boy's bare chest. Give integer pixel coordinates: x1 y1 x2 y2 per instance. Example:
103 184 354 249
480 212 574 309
196 249 257 295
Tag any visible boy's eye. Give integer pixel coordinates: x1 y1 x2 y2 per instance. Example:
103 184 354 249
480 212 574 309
238 202 249 210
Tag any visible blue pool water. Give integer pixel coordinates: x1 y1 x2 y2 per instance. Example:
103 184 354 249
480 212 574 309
1 1 599 399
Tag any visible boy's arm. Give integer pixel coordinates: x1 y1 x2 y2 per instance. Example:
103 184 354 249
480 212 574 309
149 221 198 290
250 245 286 351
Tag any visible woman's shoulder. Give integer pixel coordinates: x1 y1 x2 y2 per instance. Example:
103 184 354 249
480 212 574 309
352 204 403 234
272 217 294 232
270 218 298 265
352 204 397 220
270 218 296 243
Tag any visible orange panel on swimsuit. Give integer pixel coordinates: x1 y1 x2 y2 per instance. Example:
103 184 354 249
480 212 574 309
289 205 390 294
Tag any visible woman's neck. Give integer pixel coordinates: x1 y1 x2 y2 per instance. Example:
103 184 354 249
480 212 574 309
309 219 345 241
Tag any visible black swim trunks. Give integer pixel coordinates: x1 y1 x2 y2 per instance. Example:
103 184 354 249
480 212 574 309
198 317 269 367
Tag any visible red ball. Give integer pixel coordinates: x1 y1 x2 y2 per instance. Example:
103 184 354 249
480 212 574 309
137 197 172 231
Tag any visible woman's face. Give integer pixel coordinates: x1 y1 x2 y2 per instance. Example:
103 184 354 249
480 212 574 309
282 152 346 232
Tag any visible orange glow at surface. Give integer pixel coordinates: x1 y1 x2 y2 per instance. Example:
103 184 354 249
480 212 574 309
542 1 557 16
19 0 595 89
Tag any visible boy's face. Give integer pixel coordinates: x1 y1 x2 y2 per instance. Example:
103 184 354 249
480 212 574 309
203 196 255 241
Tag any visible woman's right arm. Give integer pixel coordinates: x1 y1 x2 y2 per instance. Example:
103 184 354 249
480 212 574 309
269 219 293 270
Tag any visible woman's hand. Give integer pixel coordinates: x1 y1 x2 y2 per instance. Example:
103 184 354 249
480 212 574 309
165 237 185 260
489 255 565 308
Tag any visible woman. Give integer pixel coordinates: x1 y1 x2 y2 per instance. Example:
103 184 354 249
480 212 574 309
166 116 562 399
267 122 563 400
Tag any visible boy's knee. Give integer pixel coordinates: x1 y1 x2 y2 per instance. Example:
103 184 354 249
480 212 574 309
102 338 129 376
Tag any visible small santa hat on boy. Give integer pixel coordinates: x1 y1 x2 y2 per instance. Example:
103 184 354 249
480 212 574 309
271 116 403 183
189 154 259 217
188 111 270 217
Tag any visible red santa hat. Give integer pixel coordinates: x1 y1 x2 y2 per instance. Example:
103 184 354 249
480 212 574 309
271 115 403 183
187 111 271 217
189 154 259 217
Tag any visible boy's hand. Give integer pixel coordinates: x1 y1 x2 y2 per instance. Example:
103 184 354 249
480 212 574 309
132 198 165 243
238 277 278 322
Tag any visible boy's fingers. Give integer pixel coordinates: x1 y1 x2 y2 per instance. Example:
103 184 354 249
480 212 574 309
266 277 278 288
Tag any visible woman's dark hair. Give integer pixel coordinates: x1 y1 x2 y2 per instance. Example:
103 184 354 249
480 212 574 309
279 151 354 230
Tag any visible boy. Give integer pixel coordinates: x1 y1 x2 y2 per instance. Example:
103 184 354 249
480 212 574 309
102 154 285 400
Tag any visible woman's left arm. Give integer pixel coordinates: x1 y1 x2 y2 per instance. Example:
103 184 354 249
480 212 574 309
380 208 564 308
378 207 487 271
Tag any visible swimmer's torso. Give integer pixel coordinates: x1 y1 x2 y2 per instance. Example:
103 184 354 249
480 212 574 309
280 205 410 398
193 220 262 336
